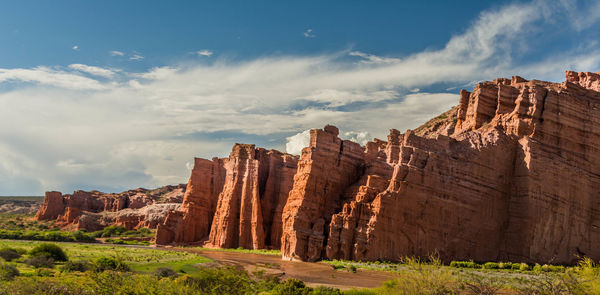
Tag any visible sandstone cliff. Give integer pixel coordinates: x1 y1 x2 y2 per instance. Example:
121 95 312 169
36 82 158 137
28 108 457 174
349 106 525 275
156 144 297 248
154 70 600 264
35 185 185 231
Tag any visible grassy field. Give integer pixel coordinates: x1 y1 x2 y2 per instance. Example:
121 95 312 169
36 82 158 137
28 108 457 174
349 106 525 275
187 246 281 256
0 240 211 275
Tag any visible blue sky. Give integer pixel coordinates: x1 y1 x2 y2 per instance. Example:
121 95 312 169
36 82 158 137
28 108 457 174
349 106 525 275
1 0 600 195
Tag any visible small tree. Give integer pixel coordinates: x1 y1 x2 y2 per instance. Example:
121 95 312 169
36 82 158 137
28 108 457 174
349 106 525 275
0 264 19 280
29 243 68 261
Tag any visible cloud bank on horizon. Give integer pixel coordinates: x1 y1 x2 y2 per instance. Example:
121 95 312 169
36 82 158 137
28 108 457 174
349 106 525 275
0 0 599 195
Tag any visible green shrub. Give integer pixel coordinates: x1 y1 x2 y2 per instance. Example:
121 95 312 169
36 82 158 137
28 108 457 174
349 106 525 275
483 262 499 269
519 263 530 271
450 261 479 268
29 243 68 261
271 278 311 295
312 286 342 294
34 268 54 277
25 256 55 268
101 225 127 237
0 248 22 262
61 260 90 272
154 267 178 278
93 257 130 272
349 265 357 273
175 267 254 294
0 263 19 281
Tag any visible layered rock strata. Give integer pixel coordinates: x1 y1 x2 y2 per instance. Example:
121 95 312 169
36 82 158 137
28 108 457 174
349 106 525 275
35 185 185 231
156 144 298 248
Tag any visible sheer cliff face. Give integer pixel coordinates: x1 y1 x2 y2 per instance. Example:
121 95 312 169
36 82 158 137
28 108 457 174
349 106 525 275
35 185 185 231
156 144 298 248
156 158 226 245
320 71 600 264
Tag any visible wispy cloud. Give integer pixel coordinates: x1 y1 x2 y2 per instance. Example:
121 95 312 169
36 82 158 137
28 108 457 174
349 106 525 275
68 64 116 78
303 28 315 38
0 66 105 90
129 53 144 61
196 50 213 57
72 45 79 51
109 50 124 56
0 0 599 194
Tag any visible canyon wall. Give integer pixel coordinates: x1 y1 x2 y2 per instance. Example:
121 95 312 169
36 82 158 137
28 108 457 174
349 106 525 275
35 185 185 231
156 144 298 248
154 70 600 264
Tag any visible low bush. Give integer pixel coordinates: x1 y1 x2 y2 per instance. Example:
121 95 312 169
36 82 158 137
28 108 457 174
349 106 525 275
93 257 130 272
25 256 55 268
519 263 530 271
271 278 310 295
0 264 19 281
62 260 90 272
153 267 178 278
0 229 95 242
449 261 479 268
92 225 127 238
483 262 499 269
0 248 21 262
312 286 342 295
29 243 68 261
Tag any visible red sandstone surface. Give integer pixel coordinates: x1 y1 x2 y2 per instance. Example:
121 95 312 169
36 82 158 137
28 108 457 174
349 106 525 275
35 185 185 231
38 70 600 264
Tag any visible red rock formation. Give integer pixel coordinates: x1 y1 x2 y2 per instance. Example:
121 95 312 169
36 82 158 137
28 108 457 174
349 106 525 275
296 71 600 264
156 144 297 248
156 158 226 244
35 191 65 220
35 185 186 231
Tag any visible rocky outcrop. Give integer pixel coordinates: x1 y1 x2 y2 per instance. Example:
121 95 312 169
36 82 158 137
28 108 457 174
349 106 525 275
35 191 65 220
156 158 227 245
156 144 297 248
0 198 42 215
302 71 600 264
35 185 186 231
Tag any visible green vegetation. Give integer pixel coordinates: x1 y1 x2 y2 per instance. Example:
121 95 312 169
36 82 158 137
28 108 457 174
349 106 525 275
29 243 68 261
104 238 150 245
0 229 96 243
90 225 154 239
189 246 281 256
0 213 52 231
1 239 600 294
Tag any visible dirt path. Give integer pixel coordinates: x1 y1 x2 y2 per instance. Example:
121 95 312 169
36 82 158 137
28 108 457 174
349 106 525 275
169 247 398 290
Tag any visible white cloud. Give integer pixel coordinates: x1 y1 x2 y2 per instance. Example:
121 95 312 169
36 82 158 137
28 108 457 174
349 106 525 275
342 131 370 146
285 130 311 155
110 50 125 56
196 50 213 57
349 51 402 64
303 29 315 38
0 67 106 90
129 54 144 61
68 64 116 78
1 0 600 194
72 45 79 51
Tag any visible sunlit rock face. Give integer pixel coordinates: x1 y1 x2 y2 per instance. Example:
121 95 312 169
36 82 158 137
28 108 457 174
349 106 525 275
291 71 600 264
156 144 298 248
